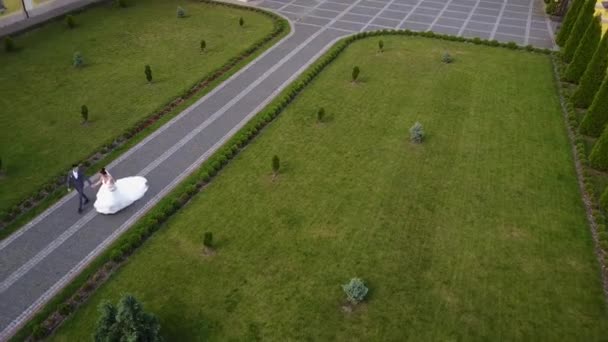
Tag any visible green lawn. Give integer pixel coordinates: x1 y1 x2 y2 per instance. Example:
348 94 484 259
51 37 608 341
0 0 275 213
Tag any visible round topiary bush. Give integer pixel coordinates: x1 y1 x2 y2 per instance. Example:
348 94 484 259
342 277 368 304
177 6 186 18
442 52 453 64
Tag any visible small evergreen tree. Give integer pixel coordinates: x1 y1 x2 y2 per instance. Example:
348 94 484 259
589 126 608 170
239 17 244 27
564 15 601 83
563 0 596 62
572 31 608 108
556 0 586 46
94 295 161 342
410 122 424 143
65 14 76 29
4 36 14 52
378 40 384 52
317 107 325 122
200 39 206 52
352 66 360 82
442 52 453 64
145 65 152 83
203 232 213 248
272 155 280 175
81 105 89 123
177 6 185 18
73 51 84 67
580 75 608 136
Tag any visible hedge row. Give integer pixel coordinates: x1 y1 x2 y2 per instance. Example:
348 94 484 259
19 29 553 341
553 56 608 294
571 32 608 108
0 1 289 231
555 0 585 46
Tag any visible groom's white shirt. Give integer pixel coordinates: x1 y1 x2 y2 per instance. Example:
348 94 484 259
73 170 78 179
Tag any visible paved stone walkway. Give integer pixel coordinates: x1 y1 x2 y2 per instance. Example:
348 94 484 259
0 0 555 339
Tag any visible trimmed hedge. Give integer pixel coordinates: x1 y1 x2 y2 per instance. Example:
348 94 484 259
564 15 601 83
579 75 608 137
601 185 608 211
15 29 554 341
572 31 608 108
556 0 586 46
589 126 608 170
562 0 596 63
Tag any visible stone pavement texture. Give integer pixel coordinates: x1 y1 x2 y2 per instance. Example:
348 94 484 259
0 0 555 339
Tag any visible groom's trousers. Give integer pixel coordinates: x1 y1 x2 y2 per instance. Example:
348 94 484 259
76 188 90 211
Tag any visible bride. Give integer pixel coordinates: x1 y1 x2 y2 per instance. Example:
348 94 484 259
93 167 149 214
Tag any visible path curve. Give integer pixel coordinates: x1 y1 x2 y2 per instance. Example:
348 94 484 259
0 0 554 339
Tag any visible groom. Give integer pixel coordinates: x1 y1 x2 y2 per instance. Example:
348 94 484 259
67 164 92 214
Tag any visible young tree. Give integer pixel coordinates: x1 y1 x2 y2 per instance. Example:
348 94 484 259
351 66 360 82
579 74 608 136
563 0 596 62
589 125 608 170
81 105 89 123
317 107 325 122
176 6 185 18
4 36 14 52
564 15 601 83
556 0 585 46
65 15 76 29
410 122 425 143
200 39 206 52
272 155 280 176
378 40 384 53
73 51 84 67
145 65 153 83
94 294 161 342
239 17 244 27
572 31 608 108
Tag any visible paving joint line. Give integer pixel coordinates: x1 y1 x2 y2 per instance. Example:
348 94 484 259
361 0 402 31
459 0 483 36
429 0 457 31
489 0 509 40
397 0 429 28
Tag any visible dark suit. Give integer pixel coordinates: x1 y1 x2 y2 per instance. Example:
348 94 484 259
67 167 91 212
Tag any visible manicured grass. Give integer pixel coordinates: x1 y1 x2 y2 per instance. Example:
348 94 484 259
0 0 275 213
51 37 608 340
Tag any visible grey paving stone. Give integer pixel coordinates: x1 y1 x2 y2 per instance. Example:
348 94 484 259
419 1 446 9
300 15 332 26
432 24 462 34
311 8 341 18
380 9 408 20
436 17 465 28
341 12 374 23
530 28 551 39
364 24 393 31
502 10 529 19
505 5 529 13
477 1 503 10
388 3 414 12
471 14 498 23
494 33 525 44
466 20 495 30
475 7 501 16
408 13 436 22
528 37 554 48
413 7 441 16
331 20 367 31
361 0 387 8
372 17 401 27
447 4 474 12
401 20 432 30
318 2 350 11
500 17 527 27
293 0 318 7
280 11 302 20
259 0 285 10
442 10 469 19
497 24 526 35
394 0 420 5
283 4 311 13
349 6 381 15
530 20 548 29
461 28 492 38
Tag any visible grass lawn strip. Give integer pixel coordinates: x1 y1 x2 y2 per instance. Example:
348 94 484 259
49 35 608 340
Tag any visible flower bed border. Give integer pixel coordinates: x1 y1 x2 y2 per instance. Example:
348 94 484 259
0 0 288 233
18 30 562 341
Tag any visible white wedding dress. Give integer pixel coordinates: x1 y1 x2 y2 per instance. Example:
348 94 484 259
94 176 149 214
